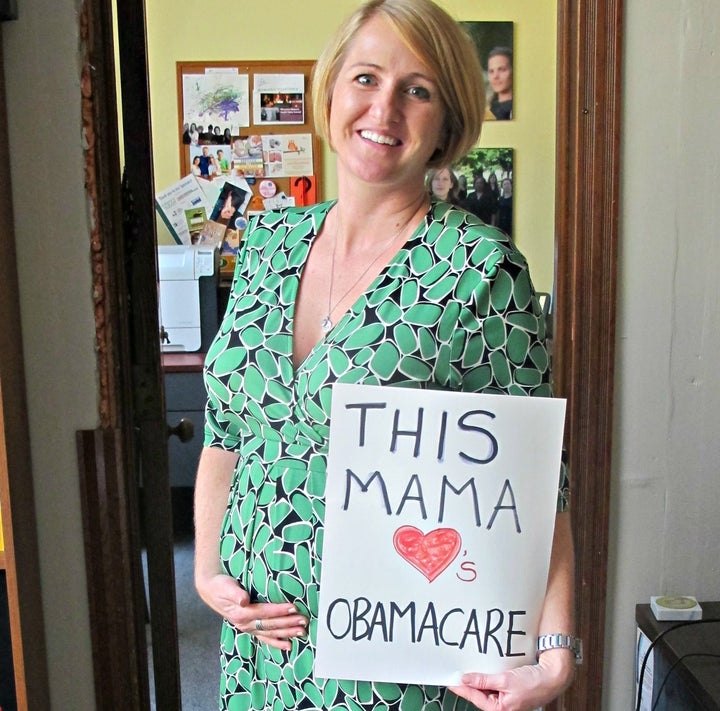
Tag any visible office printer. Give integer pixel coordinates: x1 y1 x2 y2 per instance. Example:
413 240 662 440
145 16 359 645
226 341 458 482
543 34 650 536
157 244 219 352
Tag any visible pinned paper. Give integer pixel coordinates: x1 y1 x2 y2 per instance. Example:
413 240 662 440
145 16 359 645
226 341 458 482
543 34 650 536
290 176 317 206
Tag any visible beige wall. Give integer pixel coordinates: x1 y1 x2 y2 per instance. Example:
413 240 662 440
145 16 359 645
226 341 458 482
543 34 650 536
2 1 98 708
4 0 720 709
604 0 720 707
147 0 558 292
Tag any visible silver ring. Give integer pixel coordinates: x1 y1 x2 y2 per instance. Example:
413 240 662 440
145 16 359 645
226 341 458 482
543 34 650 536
255 619 264 632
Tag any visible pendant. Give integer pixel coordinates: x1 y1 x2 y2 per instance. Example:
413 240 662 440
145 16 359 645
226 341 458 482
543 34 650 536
320 316 333 334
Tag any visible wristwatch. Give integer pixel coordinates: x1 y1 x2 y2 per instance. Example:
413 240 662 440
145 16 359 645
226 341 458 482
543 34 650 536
536 634 583 665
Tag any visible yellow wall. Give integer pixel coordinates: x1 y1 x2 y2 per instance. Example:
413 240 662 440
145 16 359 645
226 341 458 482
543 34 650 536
146 0 556 291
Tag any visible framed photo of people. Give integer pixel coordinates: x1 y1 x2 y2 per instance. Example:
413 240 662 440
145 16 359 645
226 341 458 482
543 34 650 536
461 21 514 121
452 147 514 237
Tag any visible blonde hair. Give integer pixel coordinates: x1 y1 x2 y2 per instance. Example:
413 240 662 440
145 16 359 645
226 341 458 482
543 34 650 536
312 0 485 169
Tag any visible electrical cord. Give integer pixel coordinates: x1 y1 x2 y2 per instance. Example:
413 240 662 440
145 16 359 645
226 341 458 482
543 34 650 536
635 617 720 711
650 652 720 711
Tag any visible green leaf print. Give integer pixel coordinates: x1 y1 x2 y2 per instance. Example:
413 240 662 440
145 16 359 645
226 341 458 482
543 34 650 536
277 572 304 598
483 315 507 350
507 310 539 333
405 303 443 326
375 682 403 702
490 349 512 386
489 269 514 312
370 341 401 378
282 521 313 543
409 244 434 274
399 686 425 711
322 678 339 707
419 261 450 288
507 327 531 364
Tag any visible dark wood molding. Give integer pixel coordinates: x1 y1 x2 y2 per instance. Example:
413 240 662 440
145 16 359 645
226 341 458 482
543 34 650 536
114 0 183 704
81 0 182 706
80 0 127 430
76 429 149 709
78 1 152 708
552 0 623 708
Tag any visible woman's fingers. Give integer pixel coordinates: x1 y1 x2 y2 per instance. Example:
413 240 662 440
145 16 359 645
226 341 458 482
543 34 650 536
244 609 308 636
198 574 309 650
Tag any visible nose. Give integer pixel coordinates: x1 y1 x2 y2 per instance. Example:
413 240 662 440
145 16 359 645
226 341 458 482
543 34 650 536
369 85 401 124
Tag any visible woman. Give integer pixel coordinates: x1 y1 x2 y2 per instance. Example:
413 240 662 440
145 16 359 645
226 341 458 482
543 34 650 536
497 177 514 236
189 122 200 145
486 47 513 120
427 166 460 204
460 173 498 225
487 171 500 199
195 1 576 710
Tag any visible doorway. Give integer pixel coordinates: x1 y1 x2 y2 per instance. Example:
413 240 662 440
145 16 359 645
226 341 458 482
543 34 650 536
79 0 623 709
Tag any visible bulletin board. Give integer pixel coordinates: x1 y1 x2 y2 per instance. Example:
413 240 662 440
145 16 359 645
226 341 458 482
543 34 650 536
176 60 322 210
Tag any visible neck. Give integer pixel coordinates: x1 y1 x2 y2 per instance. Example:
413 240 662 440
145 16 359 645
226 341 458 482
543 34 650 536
332 178 429 252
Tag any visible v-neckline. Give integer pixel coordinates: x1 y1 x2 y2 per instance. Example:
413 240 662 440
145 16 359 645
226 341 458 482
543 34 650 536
290 201 429 376
290 201 334 375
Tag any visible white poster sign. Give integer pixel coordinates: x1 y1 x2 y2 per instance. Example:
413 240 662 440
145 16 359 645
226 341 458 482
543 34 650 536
315 383 566 686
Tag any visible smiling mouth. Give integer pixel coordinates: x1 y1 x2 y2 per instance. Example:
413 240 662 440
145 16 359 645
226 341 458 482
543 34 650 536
360 130 400 147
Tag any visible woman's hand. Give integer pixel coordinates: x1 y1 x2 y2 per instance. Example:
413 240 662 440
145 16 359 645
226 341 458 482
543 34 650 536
193 446 306 650
196 573 308 651
448 648 575 711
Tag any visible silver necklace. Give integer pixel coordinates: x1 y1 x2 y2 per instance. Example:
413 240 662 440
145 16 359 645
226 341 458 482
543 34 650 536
320 208 419 334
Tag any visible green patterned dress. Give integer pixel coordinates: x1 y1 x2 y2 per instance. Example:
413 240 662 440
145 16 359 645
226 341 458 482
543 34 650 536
203 200 568 711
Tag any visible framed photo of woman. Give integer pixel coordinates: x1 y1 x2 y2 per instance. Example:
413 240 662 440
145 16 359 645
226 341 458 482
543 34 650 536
461 21 514 121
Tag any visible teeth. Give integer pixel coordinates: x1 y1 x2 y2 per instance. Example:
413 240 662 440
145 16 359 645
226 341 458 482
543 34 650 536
360 130 399 146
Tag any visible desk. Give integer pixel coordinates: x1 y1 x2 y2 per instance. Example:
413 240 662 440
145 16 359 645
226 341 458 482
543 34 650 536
636 601 720 710
163 353 206 532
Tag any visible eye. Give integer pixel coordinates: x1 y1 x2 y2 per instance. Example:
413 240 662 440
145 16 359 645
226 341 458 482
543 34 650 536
355 74 376 87
407 85 432 101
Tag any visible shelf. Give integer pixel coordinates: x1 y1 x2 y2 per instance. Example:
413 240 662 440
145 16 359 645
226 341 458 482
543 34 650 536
161 352 206 373
637 602 720 710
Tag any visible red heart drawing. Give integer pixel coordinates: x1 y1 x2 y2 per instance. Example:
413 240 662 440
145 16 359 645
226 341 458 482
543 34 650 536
393 526 462 582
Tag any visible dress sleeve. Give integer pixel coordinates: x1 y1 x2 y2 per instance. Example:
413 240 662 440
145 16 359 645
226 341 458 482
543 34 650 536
452 241 570 512
202 217 258 452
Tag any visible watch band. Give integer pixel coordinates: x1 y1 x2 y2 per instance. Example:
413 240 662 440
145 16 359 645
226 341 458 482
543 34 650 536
536 633 583 665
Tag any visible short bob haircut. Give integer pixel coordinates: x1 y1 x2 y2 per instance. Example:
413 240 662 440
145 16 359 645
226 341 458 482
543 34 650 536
312 0 485 170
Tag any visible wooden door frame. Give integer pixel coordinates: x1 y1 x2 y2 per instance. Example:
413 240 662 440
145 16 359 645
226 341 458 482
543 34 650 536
550 0 623 707
78 0 622 708
77 0 181 708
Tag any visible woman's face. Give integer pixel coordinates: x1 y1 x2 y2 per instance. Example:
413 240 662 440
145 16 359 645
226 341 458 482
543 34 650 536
488 54 513 98
328 14 445 191
220 194 235 219
431 169 453 200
